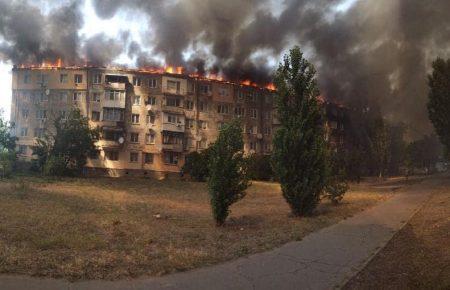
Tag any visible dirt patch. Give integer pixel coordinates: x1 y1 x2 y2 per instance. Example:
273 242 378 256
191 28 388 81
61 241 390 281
344 175 450 289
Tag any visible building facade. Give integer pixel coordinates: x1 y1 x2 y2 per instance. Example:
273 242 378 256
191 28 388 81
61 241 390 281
11 66 279 177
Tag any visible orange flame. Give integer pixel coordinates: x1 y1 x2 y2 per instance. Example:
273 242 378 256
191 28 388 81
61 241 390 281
265 83 276 91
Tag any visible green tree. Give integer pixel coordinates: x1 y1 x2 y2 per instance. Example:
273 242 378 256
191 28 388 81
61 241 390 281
406 134 442 174
183 148 211 181
272 46 328 217
246 154 274 181
0 113 16 177
427 58 450 159
369 118 391 178
32 109 99 176
208 119 249 226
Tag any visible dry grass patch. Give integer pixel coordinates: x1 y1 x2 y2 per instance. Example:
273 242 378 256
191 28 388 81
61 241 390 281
0 176 410 281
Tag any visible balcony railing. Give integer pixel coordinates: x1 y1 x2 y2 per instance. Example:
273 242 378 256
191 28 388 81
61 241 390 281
162 122 185 133
162 86 187 95
161 143 184 152
105 82 126 90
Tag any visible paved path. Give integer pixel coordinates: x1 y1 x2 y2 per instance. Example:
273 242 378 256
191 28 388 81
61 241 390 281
0 179 433 290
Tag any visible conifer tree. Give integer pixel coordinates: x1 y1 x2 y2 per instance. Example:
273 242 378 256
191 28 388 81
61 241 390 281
272 46 328 216
428 58 450 159
208 119 249 226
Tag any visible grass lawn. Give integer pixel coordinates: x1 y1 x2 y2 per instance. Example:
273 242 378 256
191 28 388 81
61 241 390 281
0 176 406 281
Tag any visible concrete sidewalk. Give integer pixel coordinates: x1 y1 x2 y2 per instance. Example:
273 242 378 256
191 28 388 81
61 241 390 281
0 180 432 290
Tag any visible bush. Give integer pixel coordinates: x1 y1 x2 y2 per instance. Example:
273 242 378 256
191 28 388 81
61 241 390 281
0 151 15 178
183 149 211 181
43 155 70 177
324 178 349 205
208 119 250 226
246 154 274 181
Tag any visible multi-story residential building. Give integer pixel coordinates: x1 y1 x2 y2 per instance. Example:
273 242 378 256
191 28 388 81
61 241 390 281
11 66 278 177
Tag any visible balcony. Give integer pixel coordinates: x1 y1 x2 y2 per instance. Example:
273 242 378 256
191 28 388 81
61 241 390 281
161 143 184 152
162 122 185 133
162 105 185 115
105 82 126 90
163 85 186 96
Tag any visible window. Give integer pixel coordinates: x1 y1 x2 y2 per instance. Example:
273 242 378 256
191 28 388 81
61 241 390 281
250 142 256 151
235 106 245 117
60 74 68 83
38 74 48 85
167 80 180 92
185 100 194 110
250 108 258 119
198 120 208 130
144 153 154 164
106 90 125 101
105 151 119 161
18 145 27 155
217 122 225 130
23 74 31 84
102 130 121 141
146 133 156 144
73 91 83 101
217 104 229 114
166 114 181 124
133 95 141 106
146 96 156 105
146 112 156 124
248 91 257 102
130 133 139 143
130 152 139 162
39 92 48 102
197 139 207 149
163 133 182 145
92 92 101 102
185 119 194 129
21 109 29 119
20 127 28 137
200 84 211 94
131 114 140 124
74 74 83 84
148 78 157 88
264 126 271 135
198 101 207 112
218 87 229 96
91 111 100 122
166 97 180 107
93 74 102 84
263 111 271 120
103 108 124 121
264 142 272 152
133 76 141 86
164 151 178 165
34 128 44 138
238 90 245 101
36 110 47 119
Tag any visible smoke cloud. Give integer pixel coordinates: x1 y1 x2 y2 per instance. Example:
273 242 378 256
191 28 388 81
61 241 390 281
0 0 449 135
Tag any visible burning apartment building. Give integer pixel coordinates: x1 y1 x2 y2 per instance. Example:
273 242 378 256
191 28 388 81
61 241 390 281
10 64 280 177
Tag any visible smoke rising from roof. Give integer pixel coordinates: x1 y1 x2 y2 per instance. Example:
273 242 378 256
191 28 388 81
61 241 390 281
0 0 449 135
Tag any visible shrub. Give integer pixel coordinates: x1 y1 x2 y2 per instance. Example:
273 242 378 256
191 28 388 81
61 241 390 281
208 119 250 226
0 151 15 178
183 149 211 181
246 154 274 181
43 155 70 177
324 178 349 205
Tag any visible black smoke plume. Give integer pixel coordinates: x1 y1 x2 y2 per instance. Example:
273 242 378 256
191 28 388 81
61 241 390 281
0 0 449 135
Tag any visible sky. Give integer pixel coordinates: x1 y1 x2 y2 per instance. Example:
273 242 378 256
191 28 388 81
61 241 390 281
0 0 358 121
